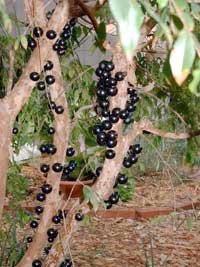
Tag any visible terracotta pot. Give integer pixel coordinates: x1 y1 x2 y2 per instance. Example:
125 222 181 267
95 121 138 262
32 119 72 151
60 179 94 199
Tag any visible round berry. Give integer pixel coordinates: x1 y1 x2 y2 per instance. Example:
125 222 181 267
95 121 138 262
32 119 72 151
45 75 55 85
109 192 119 204
126 102 136 112
95 67 103 77
106 61 114 72
112 108 121 117
27 236 33 243
43 246 51 255
48 127 55 134
52 215 61 224
37 81 45 91
46 144 57 155
30 72 40 81
93 125 102 135
47 228 58 238
32 259 42 267
130 94 139 104
107 130 118 140
57 49 65 56
109 78 117 86
55 105 64 114
106 139 117 148
48 237 54 243
105 149 115 159
12 127 18 134
30 220 38 229
97 138 106 146
129 154 138 164
96 166 102 177
99 100 109 109
102 120 112 131
40 164 50 173
119 109 129 120
39 144 47 154
101 109 110 118
118 174 128 184
105 200 112 209
109 114 119 124
124 116 133 125
60 259 72 267
75 212 84 221
127 87 136 95
97 131 107 140
46 30 57 39
33 27 43 38
44 61 54 71
52 162 63 172
53 43 59 51
108 87 118 96
133 144 142 154
35 206 44 215
36 192 46 202
28 38 37 50
42 183 52 194
50 101 56 109
115 72 124 81
97 89 107 98
66 147 75 157
123 158 132 168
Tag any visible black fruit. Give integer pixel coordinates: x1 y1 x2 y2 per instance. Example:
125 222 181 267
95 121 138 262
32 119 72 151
46 144 57 155
129 154 138 164
66 147 75 157
52 215 61 224
33 27 43 38
101 109 110 118
99 60 107 71
106 139 117 148
107 130 118 140
52 162 63 172
123 158 132 168
75 212 84 221
126 102 135 112
109 192 119 204
109 114 119 124
32 259 42 267
30 72 40 81
40 164 50 173
99 100 109 109
105 200 112 209
46 30 57 39
119 109 129 120
47 228 58 238
30 220 38 229
27 236 33 243
115 72 124 81
133 144 142 154
49 101 56 109
48 127 55 134
109 78 117 86
57 49 65 56
124 116 133 125
130 94 139 103
43 246 51 255
118 174 128 184
96 166 102 176
53 43 59 51
102 120 112 131
55 105 64 114
95 67 103 77
36 192 46 202
28 38 37 50
112 107 121 117
127 87 136 95
105 149 115 159
42 184 52 194
44 60 54 71
97 131 107 140
106 61 114 72
60 259 72 267
37 81 45 91
108 86 118 96
70 17 77 27
48 237 54 243
12 127 18 134
97 137 106 146
35 206 44 215
45 75 55 85
93 125 102 135
40 144 47 153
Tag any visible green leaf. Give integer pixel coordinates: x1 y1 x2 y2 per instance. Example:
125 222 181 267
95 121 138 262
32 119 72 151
20 36 28 50
181 12 194 31
169 31 196 85
109 0 144 60
191 3 200 21
174 0 189 11
83 185 91 203
97 22 106 41
189 69 200 96
157 0 168 9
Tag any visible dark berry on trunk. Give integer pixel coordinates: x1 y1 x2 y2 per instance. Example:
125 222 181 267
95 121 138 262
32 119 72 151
45 75 55 85
12 127 18 134
35 206 44 215
123 158 132 168
40 164 50 173
118 174 128 184
75 212 84 221
66 147 75 157
44 61 53 71
105 149 115 159
30 220 38 229
115 72 124 81
32 259 42 267
36 192 46 202
52 163 63 172
33 27 43 38
46 30 57 39
37 81 45 91
48 127 55 134
46 144 57 154
30 72 40 81
28 38 37 50
96 166 102 176
102 120 112 131
106 139 117 148
55 105 64 114
27 236 33 243
107 130 118 140
42 184 52 194
52 215 61 224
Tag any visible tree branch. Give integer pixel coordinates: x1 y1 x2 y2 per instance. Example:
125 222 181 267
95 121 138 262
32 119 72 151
6 49 15 94
24 0 47 27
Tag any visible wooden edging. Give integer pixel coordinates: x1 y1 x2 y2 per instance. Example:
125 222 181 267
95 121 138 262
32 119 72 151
4 199 200 220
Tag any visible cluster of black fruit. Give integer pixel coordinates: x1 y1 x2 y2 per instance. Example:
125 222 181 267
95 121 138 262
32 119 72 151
32 258 72 267
53 18 77 56
123 144 142 168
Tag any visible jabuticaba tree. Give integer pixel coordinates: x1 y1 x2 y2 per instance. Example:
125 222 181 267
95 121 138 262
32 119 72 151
0 1 200 267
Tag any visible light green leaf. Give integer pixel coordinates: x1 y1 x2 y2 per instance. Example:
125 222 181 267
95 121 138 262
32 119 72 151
157 0 168 9
83 186 91 203
109 0 144 60
181 12 194 31
191 3 200 21
89 192 99 212
20 36 28 50
189 69 200 96
174 0 189 11
14 38 20 51
169 31 196 85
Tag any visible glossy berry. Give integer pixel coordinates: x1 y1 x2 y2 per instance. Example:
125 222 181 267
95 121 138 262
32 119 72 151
46 30 57 39
36 192 46 202
93 125 102 135
97 137 106 146
124 116 133 125
33 27 43 38
27 236 33 243
98 60 107 71
109 192 119 204
44 61 53 71
107 130 118 140
52 162 63 172
123 158 132 168
66 147 75 157
45 75 55 85
106 61 114 72
109 78 117 87
40 164 50 173
105 149 115 159
95 67 103 77
130 94 139 103
39 144 47 154
108 86 118 97
53 43 59 51
47 228 58 238
12 127 18 134
97 89 107 98
133 144 142 154
63 167 70 175
32 259 42 267
35 206 44 215
30 72 40 81
105 200 112 209
42 184 52 194
50 101 56 109
106 139 117 148
97 131 107 140
101 109 110 118
48 127 55 134
102 120 112 131
30 220 38 229
115 72 124 81
127 87 136 95
57 49 65 56
52 215 61 224
28 38 37 50
99 100 109 109
126 102 136 112
75 212 84 221
48 237 54 243
109 114 119 124
118 174 128 184
43 246 51 255
129 154 138 164
60 259 72 267
55 105 64 114
37 81 45 91
119 109 129 120
46 144 57 155
112 108 121 117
